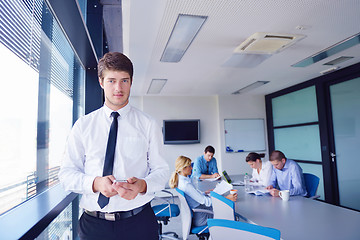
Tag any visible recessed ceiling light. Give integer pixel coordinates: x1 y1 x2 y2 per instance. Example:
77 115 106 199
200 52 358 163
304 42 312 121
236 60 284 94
320 67 339 75
147 79 167 94
292 32 360 67
323 56 354 65
232 81 270 95
160 14 207 62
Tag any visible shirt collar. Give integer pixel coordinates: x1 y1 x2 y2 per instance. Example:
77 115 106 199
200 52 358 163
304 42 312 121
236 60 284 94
179 174 191 182
282 159 290 171
103 103 131 119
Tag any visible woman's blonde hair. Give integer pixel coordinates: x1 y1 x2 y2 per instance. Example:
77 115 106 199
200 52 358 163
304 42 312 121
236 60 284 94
169 156 192 188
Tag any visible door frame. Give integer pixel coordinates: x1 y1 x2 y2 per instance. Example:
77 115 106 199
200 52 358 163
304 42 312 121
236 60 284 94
324 74 360 208
265 62 360 206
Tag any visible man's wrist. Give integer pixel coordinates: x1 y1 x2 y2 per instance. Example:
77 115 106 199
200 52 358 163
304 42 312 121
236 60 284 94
140 179 147 193
92 176 100 193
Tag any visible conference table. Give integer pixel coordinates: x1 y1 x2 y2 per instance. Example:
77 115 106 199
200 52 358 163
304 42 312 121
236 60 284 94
198 175 360 240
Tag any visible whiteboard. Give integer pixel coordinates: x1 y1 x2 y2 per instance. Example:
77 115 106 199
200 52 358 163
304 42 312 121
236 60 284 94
224 119 266 152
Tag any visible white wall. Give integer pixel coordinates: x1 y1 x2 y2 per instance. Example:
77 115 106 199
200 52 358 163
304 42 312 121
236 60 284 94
217 94 268 175
130 94 267 176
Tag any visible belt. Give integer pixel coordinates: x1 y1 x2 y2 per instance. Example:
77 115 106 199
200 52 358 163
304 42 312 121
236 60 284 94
85 203 149 221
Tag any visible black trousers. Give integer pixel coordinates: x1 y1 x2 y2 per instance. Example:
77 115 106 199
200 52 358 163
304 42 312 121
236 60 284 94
78 203 158 240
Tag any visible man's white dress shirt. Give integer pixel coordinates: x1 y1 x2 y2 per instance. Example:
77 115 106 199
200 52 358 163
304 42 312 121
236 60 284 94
59 104 169 212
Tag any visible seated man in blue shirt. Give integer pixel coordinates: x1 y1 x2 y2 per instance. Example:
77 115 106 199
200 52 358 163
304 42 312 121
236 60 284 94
192 145 220 179
266 150 307 197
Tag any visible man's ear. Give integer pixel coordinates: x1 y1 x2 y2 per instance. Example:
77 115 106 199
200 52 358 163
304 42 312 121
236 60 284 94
99 77 104 89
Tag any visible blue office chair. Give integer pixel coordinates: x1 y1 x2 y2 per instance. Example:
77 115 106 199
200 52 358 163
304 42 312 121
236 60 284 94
210 191 247 222
190 162 195 178
303 173 320 199
175 188 211 240
152 190 180 239
207 219 281 240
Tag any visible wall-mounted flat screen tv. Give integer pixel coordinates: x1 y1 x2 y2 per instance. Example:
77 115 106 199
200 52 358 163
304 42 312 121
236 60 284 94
163 119 200 144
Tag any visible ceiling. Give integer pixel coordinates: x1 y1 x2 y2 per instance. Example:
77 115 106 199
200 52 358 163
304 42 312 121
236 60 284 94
101 0 360 97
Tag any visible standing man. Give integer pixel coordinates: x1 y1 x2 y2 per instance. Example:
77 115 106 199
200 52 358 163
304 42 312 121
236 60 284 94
192 145 220 179
59 52 169 240
266 150 307 197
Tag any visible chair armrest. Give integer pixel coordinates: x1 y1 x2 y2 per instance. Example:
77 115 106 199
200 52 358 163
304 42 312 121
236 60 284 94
161 189 174 197
309 195 320 200
161 190 176 204
192 209 213 214
153 189 176 204
235 212 248 222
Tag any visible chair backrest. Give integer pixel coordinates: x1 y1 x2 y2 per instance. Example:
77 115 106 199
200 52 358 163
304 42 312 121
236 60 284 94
303 173 320 198
207 219 281 240
210 191 235 220
175 188 192 240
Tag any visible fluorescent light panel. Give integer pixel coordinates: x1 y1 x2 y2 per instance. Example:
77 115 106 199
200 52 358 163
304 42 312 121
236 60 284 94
147 79 167 94
160 14 207 62
323 56 354 65
232 81 270 95
292 32 360 67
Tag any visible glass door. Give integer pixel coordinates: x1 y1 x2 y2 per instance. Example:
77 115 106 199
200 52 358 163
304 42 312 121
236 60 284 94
329 77 360 210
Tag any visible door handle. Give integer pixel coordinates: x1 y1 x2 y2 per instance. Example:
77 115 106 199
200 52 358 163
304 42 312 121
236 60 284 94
330 152 336 162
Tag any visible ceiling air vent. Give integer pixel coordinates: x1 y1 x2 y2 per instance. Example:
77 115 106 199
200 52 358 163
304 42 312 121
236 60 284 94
234 32 305 54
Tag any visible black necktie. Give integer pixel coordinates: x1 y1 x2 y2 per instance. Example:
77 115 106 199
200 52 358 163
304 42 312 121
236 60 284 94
98 111 119 208
206 162 209 174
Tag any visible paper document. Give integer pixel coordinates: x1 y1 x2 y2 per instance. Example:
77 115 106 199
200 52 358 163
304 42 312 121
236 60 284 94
246 187 270 196
213 180 233 195
203 176 221 181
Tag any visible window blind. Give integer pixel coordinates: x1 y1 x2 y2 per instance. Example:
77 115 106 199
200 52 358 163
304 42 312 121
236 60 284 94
0 0 42 71
0 0 77 98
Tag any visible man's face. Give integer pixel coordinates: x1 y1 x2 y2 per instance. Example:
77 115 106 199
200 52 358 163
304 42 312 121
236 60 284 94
204 152 214 162
99 70 131 111
270 158 286 170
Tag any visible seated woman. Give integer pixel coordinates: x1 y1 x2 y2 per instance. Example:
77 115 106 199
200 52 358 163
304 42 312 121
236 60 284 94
245 152 272 186
169 156 237 227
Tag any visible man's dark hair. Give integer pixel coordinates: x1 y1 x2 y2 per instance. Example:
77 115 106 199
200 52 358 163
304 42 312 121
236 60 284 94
98 52 133 82
204 145 215 154
270 150 286 162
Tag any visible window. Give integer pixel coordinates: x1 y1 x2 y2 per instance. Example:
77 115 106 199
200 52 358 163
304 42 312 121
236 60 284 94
0 0 84 215
270 86 324 200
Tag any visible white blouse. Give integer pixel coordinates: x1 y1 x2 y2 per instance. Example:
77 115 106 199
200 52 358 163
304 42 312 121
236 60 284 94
251 160 273 186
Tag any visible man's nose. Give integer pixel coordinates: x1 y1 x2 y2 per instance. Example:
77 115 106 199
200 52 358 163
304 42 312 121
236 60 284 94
115 81 122 91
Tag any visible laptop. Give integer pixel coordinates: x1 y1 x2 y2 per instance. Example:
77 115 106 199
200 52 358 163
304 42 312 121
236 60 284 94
222 170 244 186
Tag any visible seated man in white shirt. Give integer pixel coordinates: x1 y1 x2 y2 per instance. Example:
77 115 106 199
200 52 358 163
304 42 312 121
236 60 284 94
59 52 169 240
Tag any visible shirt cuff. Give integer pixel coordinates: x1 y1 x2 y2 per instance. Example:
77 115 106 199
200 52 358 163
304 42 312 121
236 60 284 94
83 175 97 194
142 178 159 196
